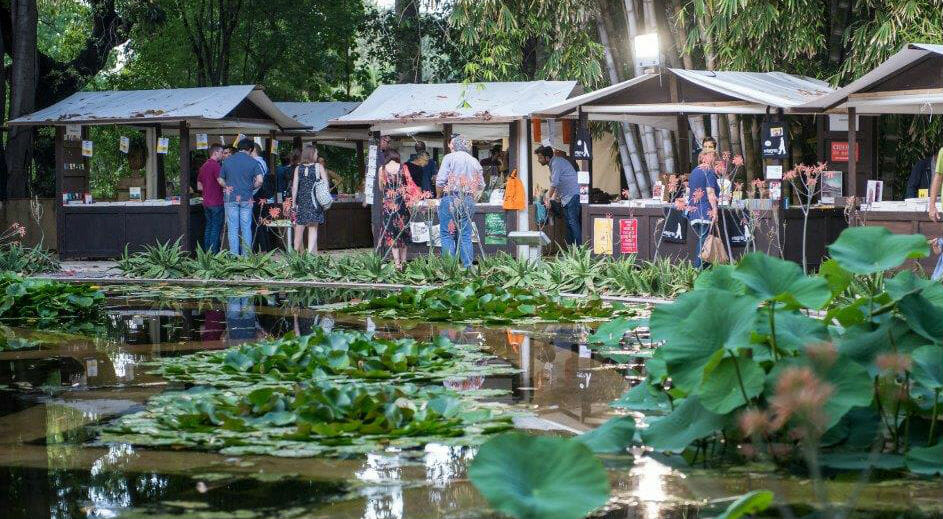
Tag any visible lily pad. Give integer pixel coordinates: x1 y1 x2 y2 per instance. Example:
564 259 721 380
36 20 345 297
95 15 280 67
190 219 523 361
905 442 943 475
641 396 725 452
733 253 831 309
468 433 610 519
611 383 671 413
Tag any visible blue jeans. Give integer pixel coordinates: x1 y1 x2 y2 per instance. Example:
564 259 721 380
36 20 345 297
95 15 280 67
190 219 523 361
439 194 476 267
563 197 582 246
203 205 224 253
225 201 253 256
692 222 711 269
933 238 943 281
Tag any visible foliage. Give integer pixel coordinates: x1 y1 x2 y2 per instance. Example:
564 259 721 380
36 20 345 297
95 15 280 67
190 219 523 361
102 381 514 457
117 240 191 279
469 433 610 519
343 281 638 324
0 243 60 275
152 330 515 388
707 490 774 519
609 226 941 476
0 274 105 333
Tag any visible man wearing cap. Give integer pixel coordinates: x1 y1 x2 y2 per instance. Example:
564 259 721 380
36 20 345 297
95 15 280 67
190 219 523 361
537 145 581 245
436 134 484 267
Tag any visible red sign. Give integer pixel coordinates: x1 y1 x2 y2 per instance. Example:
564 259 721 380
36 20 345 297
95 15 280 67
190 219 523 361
619 218 638 254
830 141 861 162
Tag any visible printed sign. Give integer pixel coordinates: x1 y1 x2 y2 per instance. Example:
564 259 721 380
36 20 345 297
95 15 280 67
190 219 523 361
579 184 590 204
410 222 430 243
129 187 142 201
661 209 688 244
919 188 930 198
866 180 884 204
364 144 378 204
253 136 263 147
270 139 279 153
593 217 613 255
484 212 508 245
65 124 82 141
81 140 93 157
196 133 208 150
821 171 843 203
157 137 169 154
829 141 861 162
768 180 782 201
765 165 783 180
573 125 592 160
761 121 788 159
577 170 590 184
119 136 130 154
619 218 638 254
652 182 664 200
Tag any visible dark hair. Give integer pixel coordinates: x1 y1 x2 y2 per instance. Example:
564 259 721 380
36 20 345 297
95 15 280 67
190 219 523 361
384 148 401 165
224 146 237 154
535 146 554 159
208 143 223 154
253 142 264 154
237 138 254 152
414 141 426 152
702 136 717 146
290 148 302 165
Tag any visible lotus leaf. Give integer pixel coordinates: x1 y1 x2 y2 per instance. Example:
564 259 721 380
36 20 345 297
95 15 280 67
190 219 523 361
905 442 943 475
708 490 773 519
827 226 929 274
897 294 943 345
911 346 943 391
733 253 831 309
641 397 725 452
697 355 764 414
576 415 637 454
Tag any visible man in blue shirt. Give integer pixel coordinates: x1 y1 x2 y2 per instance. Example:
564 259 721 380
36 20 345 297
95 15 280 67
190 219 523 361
219 138 263 255
537 146 582 246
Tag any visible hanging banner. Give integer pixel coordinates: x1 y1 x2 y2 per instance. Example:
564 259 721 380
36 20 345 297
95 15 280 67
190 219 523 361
484 212 508 245
619 218 638 254
722 210 749 247
364 144 378 204
661 209 688 243
81 140 94 157
573 124 592 160
156 137 170 154
119 136 130 154
761 120 788 159
829 141 860 162
593 217 613 255
196 133 209 150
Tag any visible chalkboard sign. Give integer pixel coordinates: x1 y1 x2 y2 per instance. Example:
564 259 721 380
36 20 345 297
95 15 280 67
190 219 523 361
761 121 788 159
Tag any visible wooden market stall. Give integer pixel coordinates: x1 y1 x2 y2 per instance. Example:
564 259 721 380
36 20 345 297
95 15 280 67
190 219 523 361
534 68 850 269
8 85 307 259
795 43 943 273
272 101 373 250
329 81 581 259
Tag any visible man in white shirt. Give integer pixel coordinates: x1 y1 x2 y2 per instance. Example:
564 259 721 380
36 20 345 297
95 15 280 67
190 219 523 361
436 134 484 266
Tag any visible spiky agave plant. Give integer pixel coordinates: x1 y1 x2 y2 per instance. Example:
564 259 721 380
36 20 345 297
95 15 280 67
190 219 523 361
117 239 191 279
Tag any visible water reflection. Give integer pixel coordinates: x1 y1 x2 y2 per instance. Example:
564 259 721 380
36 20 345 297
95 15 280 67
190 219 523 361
357 454 405 519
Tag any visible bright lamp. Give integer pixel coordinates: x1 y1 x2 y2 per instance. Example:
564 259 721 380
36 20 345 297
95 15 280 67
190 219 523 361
634 33 660 69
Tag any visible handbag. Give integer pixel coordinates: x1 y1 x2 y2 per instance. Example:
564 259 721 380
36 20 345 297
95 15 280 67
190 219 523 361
503 169 525 210
699 225 729 264
310 164 333 210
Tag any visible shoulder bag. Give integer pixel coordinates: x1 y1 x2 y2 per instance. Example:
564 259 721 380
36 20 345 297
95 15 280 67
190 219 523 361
699 224 729 264
310 164 333 210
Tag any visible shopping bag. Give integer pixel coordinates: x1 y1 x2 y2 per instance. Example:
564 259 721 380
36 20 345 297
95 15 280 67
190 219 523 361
699 228 729 264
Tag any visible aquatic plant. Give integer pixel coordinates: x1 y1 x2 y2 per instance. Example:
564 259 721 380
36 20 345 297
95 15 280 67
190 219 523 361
604 226 941 476
0 274 105 333
342 281 638 323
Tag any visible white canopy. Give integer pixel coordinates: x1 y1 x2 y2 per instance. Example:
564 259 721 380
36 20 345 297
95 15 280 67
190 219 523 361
795 43 943 115
8 85 306 132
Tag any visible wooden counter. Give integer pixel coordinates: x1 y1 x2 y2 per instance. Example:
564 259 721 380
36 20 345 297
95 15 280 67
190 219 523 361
396 203 516 259
318 201 373 250
582 204 848 270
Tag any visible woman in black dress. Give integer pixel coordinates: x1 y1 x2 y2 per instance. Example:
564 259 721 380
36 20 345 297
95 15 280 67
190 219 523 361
291 145 326 253
379 149 414 269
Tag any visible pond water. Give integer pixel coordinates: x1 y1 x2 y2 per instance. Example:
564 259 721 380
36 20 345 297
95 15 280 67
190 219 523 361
0 286 940 519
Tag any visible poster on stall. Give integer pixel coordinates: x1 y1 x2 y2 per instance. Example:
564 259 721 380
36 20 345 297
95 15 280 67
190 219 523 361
593 217 613 255
619 218 638 254
484 212 508 245
573 125 592 160
768 181 782 201
157 137 169 154
270 139 279 153
81 140 93 157
579 184 590 204
821 171 842 203
196 133 208 150
661 209 688 243
253 136 263 147
765 165 783 180
119 136 130 154
65 124 82 141
410 222 430 243
761 121 788 159
866 180 884 204
364 144 378 204
232 134 246 146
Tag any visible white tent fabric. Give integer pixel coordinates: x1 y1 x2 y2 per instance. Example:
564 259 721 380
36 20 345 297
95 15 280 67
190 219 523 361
795 43 943 115
8 85 306 131
332 81 578 125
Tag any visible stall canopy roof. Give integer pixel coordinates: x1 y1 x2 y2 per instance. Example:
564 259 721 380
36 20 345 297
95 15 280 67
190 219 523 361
795 43 943 114
332 81 579 127
533 69 833 130
8 85 307 132
274 101 360 132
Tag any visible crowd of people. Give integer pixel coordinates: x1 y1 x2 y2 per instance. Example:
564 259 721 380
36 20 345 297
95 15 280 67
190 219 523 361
194 133 586 270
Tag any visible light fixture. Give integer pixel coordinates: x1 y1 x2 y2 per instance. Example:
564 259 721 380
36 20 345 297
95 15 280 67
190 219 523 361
634 33 661 70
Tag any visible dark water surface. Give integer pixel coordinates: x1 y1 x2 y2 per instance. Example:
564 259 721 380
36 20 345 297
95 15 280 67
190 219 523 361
0 287 940 518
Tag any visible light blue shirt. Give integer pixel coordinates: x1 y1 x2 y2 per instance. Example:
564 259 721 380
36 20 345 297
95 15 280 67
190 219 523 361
550 156 580 206
436 151 484 193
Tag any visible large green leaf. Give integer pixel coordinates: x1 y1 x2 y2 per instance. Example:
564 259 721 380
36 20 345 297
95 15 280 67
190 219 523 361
588 318 645 349
694 264 745 294
827 226 929 274
611 383 671 413
819 259 853 297
837 317 927 365
468 433 610 519
733 253 831 309
905 442 943 475
885 270 943 306
576 415 637 454
897 294 943 345
754 310 829 360
820 358 873 428
650 289 759 392
641 397 725 452
708 490 774 519
697 356 765 414
911 346 943 391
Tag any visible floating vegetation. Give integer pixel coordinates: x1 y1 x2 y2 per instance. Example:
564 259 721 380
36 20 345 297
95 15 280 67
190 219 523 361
153 331 516 388
340 281 639 324
101 382 516 457
0 273 105 333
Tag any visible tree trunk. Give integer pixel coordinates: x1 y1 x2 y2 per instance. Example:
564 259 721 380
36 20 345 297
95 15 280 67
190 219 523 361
0 13 8 200
595 12 640 197
6 0 38 199
395 0 420 82
727 113 743 157
742 115 759 184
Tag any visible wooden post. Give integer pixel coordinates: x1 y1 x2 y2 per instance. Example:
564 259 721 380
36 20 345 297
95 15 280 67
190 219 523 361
356 141 365 181
54 126 65 257
442 123 453 151
292 135 303 151
155 125 166 198
267 130 277 173
669 73 692 175
179 121 191 252
847 107 858 199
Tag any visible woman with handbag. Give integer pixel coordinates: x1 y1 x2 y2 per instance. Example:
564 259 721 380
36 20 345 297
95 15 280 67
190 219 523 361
290 145 326 254
686 151 722 269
